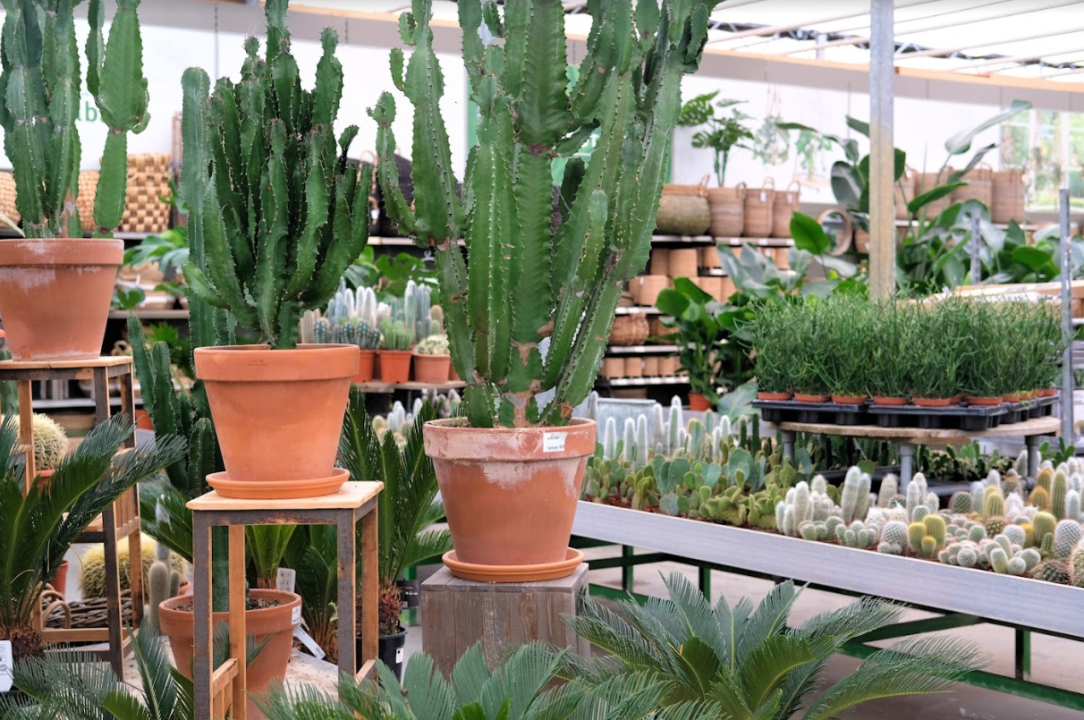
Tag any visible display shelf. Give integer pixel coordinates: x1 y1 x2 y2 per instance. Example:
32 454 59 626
33 396 143 410
892 218 1043 232
597 376 689 387
605 345 680 355
354 380 466 393
614 306 662 316
0 229 154 241
368 236 464 247
108 309 189 321
716 237 795 248
651 234 715 245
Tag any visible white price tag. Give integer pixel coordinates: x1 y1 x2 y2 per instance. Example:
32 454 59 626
395 647 405 664
294 626 326 660
291 606 302 626
543 432 566 453
0 640 12 693
276 568 296 594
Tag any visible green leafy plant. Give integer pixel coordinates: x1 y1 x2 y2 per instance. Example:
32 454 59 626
562 572 983 720
344 247 439 302
0 415 184 661
124 227 190 278
0 0 149 238
678 92 754 186
282 525 339 660
372 0 719 428
112 286 146 311
656 278 729 404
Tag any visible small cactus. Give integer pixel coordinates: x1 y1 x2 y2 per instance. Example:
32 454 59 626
840 467 871 525
1032 512 1057 550
1054 520 1082 558
380 319 414 351
877 475 898 508
1034 557 1071 585
982 486 1005 520
1053 471 1069 519
1035 466 1054 493
985 516 1007 537
1071 542 1084 588
950 491 972 515
1029 486 1052 512
12 413 69 473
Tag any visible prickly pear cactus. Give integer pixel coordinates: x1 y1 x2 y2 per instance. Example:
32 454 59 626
0 0 150 238
372 0 718 427
180 0 369 349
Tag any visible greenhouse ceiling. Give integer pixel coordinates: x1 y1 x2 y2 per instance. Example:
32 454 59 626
286 0 1084 87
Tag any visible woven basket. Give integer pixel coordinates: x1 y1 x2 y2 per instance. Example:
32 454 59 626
77 171 99 230
895 170 915 220
700 244 721 269
649 248 670 275
669 248 699 279
119 170 171 233
917 172 953 218
632 275 670 307
770 181 800 238
743 179 775 239
624 357 643 378
719 276 736 303
601 357 625 379
707 184 745 238
951 164 993 207
128 153 171 174
659 356 680 376
171 113 183 168
657 176 710 236
643 356 660 376
0 171 19 226
992 169 1025 224
694 276 723 301
768 247 789 270
609 313 649 346
651 317 678 341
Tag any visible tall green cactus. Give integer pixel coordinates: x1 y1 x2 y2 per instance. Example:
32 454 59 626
0 0 149 238
372 0 718 428
179 0 369 349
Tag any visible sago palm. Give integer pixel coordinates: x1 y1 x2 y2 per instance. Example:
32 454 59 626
0 414 184 662
561 572 984 720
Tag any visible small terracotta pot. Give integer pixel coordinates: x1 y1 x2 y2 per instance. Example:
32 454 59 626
872 396 908 406
354 350 376 383
413 353 451 383
49 559 69 596
1037 387 1057 398
378 350 412 384
135 409 154 431
195 344 358 498
159 589 301 719
794 393 829 404
449 363 461 382
757 391 793 401
913 397 960 407
831 394 867 405
1003 393 1026 403
688 392 711 411
0 238 123 360
965 396 1003 406
423 418 596 580
1021 391 1037 401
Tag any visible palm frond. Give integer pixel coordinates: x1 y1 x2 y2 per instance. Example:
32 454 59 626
798 596 903 648
570 672 673 720
246 524 297 587
259 683 355 720
522 682 584 720
564 596 666 672
737 633 814 710
497 643 566 719
10 648 118 720
139 480 195 563
402 526 453 570
451 643 493 708
129 626 179 720
660 572 730 664
100 691 153 720
736 581 799 664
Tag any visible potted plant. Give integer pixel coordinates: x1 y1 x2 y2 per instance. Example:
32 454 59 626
339 391 451 680
655 278 727 410
907 300 969 406
678 92 753 189
869 299 910 405
179 0 369 500
302 282 382 383
0 0 148 361
372 0 717 581
816 295 871 405
378 313 414 385
0 415 183 666
413 334 451 384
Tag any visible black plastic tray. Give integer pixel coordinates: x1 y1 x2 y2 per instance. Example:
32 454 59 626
754 399 870 426
867 402 1007 431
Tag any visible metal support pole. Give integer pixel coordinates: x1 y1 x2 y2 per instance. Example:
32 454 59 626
622 545 635 593
1027 435 1041 480
1060 188 1075 445
781 431 796 462
970 214 981 283
899 443 915 489
869 0 896 299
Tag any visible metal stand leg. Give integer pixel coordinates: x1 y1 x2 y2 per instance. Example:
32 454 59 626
781 431 796 463
228 526 247 720
698 564 711 600
622 546 635 593
337 508 357 677
1015 628 1032 681
899 443 914 490
1027 435 1041 480
193 513 213 720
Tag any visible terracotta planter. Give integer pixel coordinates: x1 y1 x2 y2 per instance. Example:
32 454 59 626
423 418 596 581
413 353 451 384
1038 387 1057 398
194 344 358 499
872 396 908 406
159 589 301 719
757 391 793 401
353 350 376 383
794 393 829 404
913 397 960 407
0 238 123 360
49 559 69 596
135 409 154 431
831 395 867 405
965 396 1003 407
378 350 412 384
1003 393 1026 403
688 392 711 411
449 363 461 382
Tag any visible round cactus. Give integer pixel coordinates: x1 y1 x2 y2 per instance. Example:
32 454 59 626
9 413 69 473
1054 520 1082 559
1032 512 1057 548
1020 548 1042 571
923 514 947 547
1032 557 1071 585
950 491 972 515
968 524 987 542
957 545 978 568
1071 544 1084 588
1002 525 1026 547
985 516 1007 537
80 535 187 598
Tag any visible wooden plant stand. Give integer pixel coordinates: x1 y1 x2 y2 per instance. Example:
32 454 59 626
187 481 383 720
0 356 139 677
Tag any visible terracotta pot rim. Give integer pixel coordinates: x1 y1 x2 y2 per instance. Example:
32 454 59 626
965 396 1004 406
195 343 359 382
793 393 829 403
443 548 585 583
378 349 413 356
158 588 301 629
412 352 451 359
206 467 350 499
757 391 793 400
0 237 123 266
424 417 596 461
831 394 867 404
871 396 908 406
913 397 960 407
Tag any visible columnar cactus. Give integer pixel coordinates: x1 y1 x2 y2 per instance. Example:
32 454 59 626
372 0 717 427
840 467 871 524
180 0 369 350
1054 520 1082 558
0 0 149 238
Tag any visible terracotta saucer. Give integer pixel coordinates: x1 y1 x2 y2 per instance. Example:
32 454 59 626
443 548 585 583
206 467 350 499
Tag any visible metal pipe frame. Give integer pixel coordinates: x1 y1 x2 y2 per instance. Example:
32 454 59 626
869 0 895 299
1061 188 1075 443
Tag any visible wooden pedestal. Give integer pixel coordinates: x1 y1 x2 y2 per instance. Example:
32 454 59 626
422 565 590 676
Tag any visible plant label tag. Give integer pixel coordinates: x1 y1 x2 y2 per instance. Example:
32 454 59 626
276 568 296 594
0 640 12 693
395 647 405 664
291 606 302 626
543 432 566 453
293 626 326 660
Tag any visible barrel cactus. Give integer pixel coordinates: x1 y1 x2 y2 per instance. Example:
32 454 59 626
0 0 149 238
11 413 68 472
372 0 718 427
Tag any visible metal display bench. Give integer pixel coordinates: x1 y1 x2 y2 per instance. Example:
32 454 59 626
0 356 140 676
572 500 1084 710
187 481 382 720
772 416 1059 489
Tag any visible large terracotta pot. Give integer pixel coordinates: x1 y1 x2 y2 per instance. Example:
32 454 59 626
423 418 596 581
194 344 358 499
159 589 301 720
0 238 122 360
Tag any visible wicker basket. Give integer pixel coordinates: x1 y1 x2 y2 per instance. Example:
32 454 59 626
951 164 993 207
707 184 745 238
650 248 670 275
767 247 789 270
650 317 678 341
128 153 171 174
659 356 680 376
992 169 1025 224
601 357 625 379
719 276 736 303
632 275 670 307
608 313 650 346
624 357 643 378
700 244 722 269
895 170 915 220
643 356 660 376
669 248 699 279
77 171 99 230
695 276 723 301
917 172 953 218
657 176 711 236
119 168 172 233
743 179 775 239
0 171 19 226
770 181 800 238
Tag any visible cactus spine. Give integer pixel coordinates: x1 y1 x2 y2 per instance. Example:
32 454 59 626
372 0 716 427
0 0 149 238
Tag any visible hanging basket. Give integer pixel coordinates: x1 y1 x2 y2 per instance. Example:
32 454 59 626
608 313 650 346
743 178 775 239
895 169 915 220
0 171 19 227
656 176 711 236
951 164 993 207
770 181 800 238
707 183 746 238
991 169 1026 224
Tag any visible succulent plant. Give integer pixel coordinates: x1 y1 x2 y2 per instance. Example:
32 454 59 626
415 334 450 356
380 319 413 351
1054 520 1082 558
1033 557 1071 584
372 0 716 427
180 0 369 350
0 0 149 238
9 413 68 473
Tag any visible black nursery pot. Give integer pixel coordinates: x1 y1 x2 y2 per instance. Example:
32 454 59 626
360 629 408 682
